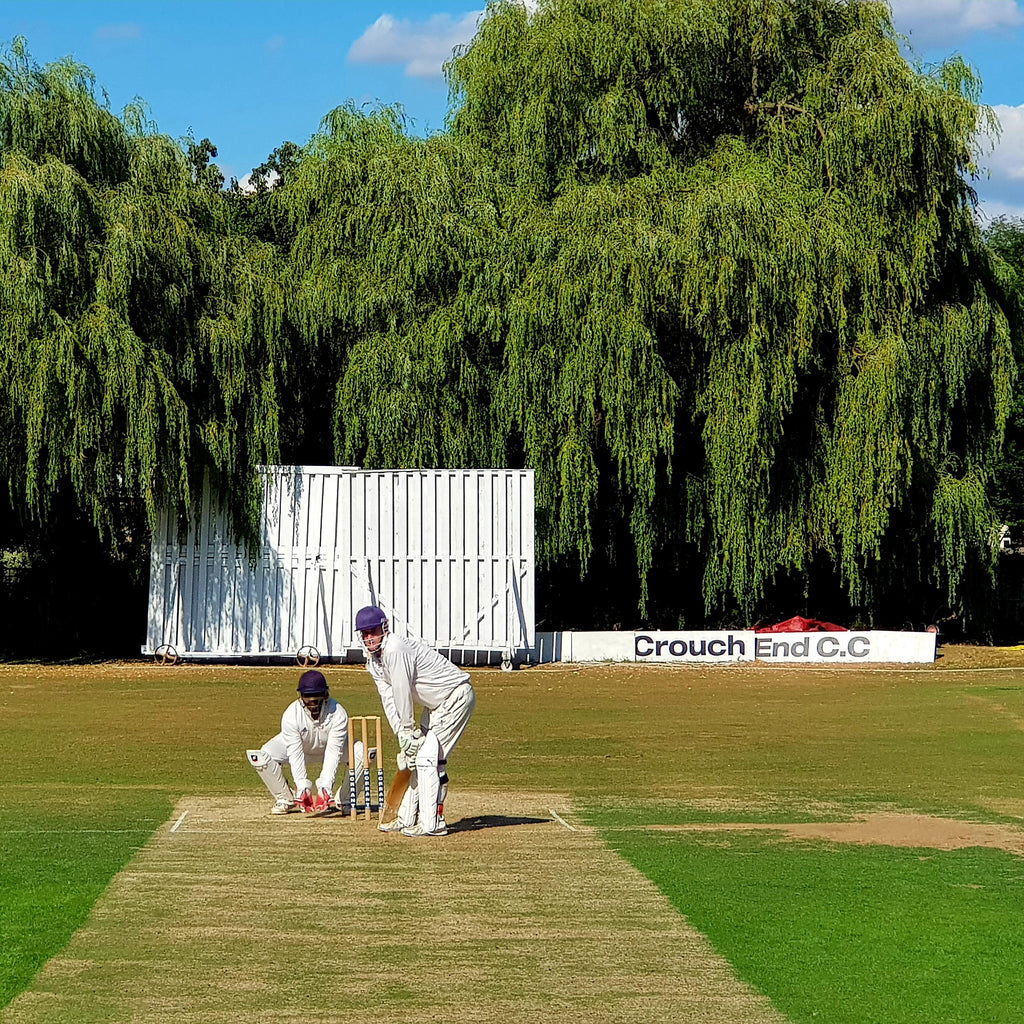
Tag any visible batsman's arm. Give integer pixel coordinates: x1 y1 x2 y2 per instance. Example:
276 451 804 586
381 644 418 731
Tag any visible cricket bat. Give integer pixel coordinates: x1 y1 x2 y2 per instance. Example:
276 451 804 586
379 767 413 825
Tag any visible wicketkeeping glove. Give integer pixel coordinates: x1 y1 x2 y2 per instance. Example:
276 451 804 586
312 787 335 814
296 785 315 814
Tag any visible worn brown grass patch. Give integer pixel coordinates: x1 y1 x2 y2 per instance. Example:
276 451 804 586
633 813 1024 854
2 791 786 1024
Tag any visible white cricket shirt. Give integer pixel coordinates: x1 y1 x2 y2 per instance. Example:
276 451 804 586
366 634 470 734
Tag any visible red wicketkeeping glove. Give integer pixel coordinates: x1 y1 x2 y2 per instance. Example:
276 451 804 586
312 788 335 814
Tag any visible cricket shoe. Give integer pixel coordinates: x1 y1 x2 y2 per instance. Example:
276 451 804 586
378 817 411 833
401 818 448 838
271 799 299 815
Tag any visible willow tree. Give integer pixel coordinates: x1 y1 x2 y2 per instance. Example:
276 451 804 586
986 217 1024 537
280 103 509 472
0 39 286 550
274 0 1017 627
441 0 1015 626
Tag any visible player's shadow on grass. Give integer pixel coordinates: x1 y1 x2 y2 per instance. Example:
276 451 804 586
448 814 552 833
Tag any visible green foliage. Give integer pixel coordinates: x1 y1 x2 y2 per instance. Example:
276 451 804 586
282 0 1015 622
608 830 1024 1024
0 38 283 549
185 135 225 192
985 217 1024 532
986 216 1024 288
3 0 1021 632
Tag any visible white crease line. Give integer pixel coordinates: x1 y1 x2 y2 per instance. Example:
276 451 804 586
549 810 577 832
170 811 189 833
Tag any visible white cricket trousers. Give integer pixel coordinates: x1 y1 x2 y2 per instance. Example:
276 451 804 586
253 733 365 802
401 680 476 830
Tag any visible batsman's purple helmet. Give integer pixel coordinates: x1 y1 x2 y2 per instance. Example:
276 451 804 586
355 605 387 632
297 670 329 696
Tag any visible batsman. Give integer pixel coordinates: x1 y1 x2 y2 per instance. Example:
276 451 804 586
355 605 476 837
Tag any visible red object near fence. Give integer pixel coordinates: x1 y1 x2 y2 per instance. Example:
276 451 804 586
754 615 847 633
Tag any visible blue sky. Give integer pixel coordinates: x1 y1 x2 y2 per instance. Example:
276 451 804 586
1 0 1021 218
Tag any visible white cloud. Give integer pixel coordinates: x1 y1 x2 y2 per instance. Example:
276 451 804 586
973 105 1024 221
94 23 142 41
976 198 1024 223
890 0 1023 48
348 11 483 78
988 104 1024 181
235 169 280 193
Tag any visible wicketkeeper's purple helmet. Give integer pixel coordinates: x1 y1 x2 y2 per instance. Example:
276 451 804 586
355 605 387 632
297 669 329 695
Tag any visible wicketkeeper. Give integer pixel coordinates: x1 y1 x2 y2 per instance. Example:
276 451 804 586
355 605 476 837
247 669 366 815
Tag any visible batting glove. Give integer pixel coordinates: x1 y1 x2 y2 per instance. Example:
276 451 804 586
399 728 425 759
398 727 422 753
396 751 412 772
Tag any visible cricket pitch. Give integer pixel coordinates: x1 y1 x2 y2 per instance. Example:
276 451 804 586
2 791 785 1024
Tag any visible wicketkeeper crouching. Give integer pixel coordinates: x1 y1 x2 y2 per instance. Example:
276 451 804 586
247 670 366 816
355 604 476 838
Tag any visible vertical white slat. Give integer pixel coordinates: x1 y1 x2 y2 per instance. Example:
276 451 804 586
465 472 480 647
505 472 516 649
209 499 222 653
277 469 293 653
203 499 215 653
365 470 378 581
182 499 195 652
408 473 423 640
442 472 458 647
275 469 291 654
521 471 535 649
303 468 314 651
391 472 407 635
325 471 340 656
293 469 312 652
146 507 168 650
421 472 436 644
266 484 280 653
232 550 247 653
253 471 272 652
256 470 272 652
219 501 233 653
337 471 353 647
311 469 326 650
493 471 505 647
179 496 194 652
181 490 199 652
477 472 493 647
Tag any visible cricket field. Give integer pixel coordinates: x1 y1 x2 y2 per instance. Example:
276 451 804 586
3 646 1024 1023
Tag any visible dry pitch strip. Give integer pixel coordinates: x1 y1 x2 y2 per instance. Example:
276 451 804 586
2 791 784 1024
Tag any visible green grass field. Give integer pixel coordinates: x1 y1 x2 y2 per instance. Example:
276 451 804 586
3 649 1024 1021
